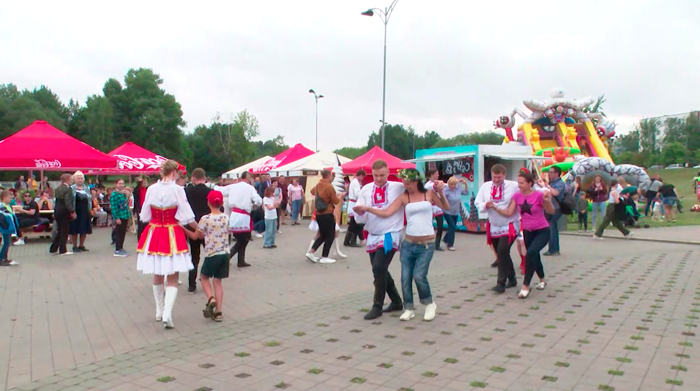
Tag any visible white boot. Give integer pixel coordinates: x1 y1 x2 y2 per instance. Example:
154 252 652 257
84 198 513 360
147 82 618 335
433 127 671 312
153 285 165 322
334 240 347 259
162 287 178 329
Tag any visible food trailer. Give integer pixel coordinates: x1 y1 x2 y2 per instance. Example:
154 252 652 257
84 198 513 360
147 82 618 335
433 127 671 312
408 144 544 233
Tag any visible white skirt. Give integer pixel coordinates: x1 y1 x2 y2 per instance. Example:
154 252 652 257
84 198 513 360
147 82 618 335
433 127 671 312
137 253 194 276
366 231 402 253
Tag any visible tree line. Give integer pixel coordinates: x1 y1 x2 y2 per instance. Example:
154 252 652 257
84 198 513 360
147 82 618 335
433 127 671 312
613 112 700 168
0 67 505 179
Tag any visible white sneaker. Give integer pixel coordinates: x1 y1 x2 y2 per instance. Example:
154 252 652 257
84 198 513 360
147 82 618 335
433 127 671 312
319 257 336 264
277 230 282 234
424 302 437 321
625 232 634 240
7 260 18 266
305 252 319 263
399 310 415 321
13 238 25 246
447 247 456 251
593 235 604 240
61 251 74 256
254 233 263 238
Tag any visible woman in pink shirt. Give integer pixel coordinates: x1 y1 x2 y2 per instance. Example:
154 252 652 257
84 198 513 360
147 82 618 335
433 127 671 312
492 169 554 299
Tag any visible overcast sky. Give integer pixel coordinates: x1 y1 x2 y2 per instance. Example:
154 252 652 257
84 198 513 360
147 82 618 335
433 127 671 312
2 0 699 153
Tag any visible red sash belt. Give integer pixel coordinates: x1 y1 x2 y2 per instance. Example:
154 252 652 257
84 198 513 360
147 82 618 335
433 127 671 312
486 221 517 246
232 208 250 215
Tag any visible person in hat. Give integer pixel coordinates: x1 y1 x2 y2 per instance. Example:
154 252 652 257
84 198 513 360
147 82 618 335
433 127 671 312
593 183 635 240
193 190 230 322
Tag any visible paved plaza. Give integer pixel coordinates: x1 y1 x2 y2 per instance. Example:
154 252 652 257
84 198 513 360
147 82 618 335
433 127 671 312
0 225 698 391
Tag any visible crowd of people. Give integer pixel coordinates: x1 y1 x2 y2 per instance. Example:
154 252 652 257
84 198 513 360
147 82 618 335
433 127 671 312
0 158 688 329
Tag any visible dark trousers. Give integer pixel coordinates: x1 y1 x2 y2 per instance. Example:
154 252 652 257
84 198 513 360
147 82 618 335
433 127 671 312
443 214 458 247
578 212 588 230
230 232 250 264
312 213 336 258
344 217 364 246
136 215 147 241
491 236 516 287
369 249 402 308
50 216 70 254
434 215 444 248
523 228 549 286
594 204 630 237
644 191 657 216
114 220 128 251
188 238 204 288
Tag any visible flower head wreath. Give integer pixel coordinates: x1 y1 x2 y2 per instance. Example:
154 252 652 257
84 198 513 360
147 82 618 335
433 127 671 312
519 167 531 175
397 169 422 182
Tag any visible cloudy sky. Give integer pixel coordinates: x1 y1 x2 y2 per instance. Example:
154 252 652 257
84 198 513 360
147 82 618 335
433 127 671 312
2 0 699 152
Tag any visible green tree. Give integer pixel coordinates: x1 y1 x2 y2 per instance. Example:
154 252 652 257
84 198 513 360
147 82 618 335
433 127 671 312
614 129 640 153
431 131 504 148
636 118 661 154
252 135 288 158
661 141 688 166
334 146 367 159
82 95 115 151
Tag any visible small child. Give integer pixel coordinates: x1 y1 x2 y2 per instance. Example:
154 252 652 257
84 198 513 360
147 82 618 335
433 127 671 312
186 191 229 322
577 193 589 232
0 190 19 266
263 187 278 249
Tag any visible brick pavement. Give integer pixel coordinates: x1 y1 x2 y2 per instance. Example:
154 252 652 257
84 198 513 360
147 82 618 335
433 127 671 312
1 226 698 391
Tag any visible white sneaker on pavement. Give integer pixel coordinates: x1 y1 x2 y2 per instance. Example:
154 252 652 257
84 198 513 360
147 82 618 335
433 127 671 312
424 302 437 321
305 252 319 263
254 233 263 238
319 257 336 264
625 232 634 240
13 238 25 246
399 310 415 321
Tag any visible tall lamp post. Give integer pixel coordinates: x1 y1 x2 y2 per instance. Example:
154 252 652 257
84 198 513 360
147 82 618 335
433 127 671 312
309 89 324 152
361 0 399 150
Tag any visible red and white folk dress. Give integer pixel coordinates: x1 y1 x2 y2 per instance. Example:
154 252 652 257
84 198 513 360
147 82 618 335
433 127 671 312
136 180 196 276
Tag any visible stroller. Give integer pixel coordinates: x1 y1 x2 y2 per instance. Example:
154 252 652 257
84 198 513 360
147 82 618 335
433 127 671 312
623 197 649 228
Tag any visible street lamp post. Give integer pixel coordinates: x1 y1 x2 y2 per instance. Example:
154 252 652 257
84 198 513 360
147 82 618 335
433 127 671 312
309 89 324 152
362 0 399 150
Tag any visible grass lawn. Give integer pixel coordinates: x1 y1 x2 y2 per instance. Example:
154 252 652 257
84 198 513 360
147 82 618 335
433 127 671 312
566 168 700 230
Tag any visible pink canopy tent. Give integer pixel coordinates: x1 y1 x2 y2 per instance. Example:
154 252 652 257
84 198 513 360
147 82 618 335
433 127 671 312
0 120 117 170
86 142 182 175
340 146 415 175
249 143 314 174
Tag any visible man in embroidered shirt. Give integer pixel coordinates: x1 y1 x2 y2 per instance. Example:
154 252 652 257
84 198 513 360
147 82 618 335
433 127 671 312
474 164 520 293
353 160 404 320
227 171 262 267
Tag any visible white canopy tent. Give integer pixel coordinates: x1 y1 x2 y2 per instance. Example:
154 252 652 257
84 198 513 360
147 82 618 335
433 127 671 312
222 155 271 179
267 151 351 177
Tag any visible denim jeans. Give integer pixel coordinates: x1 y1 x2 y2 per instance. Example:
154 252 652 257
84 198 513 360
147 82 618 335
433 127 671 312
443 214 458 247
591 202 606 229
0 233 10 260
400 241 435 310
291 199 303 222
264 219 276 247
547 209 562 253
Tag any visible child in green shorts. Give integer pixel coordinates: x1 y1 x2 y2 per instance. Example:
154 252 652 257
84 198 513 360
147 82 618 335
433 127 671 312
195 190 230 322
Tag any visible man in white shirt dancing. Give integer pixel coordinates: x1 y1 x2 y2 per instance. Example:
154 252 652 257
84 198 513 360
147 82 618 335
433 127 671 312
474 164 519 293
227 171 262 268
343 169 367 248
354 160 404 320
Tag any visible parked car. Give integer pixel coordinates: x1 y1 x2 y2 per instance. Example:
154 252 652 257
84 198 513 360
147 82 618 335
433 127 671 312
649 165 664 170
665 164 683 169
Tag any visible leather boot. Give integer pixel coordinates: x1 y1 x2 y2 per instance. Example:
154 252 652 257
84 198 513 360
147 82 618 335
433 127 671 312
383 301 403 313
153 284 165 322
364 305 382 320
162 286 178 329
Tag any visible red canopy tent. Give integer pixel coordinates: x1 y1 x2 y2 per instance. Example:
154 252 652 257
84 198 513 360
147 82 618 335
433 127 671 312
250 143 314 174
0 120 117 170
87 142 181 175
340 146 415 175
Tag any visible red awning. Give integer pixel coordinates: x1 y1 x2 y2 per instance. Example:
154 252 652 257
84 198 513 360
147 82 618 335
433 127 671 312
86 142 179 175
0 120 117 170
341 146 415 175
249 143 314 174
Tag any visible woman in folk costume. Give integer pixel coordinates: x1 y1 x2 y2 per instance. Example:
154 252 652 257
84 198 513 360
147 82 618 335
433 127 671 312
137 160 199 329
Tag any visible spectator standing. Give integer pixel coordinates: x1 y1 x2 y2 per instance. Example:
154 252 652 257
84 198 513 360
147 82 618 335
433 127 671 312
442 176 468 251
14 176 27 190
110 179 131 257
287 179 305 225
185 168 212 294
49 174 76 256
69 171 93 252
539 166 565 256
278 176 288 226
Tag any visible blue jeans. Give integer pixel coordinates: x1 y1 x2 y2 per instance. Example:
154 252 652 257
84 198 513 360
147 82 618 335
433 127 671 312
591 202 606 229
547 209 562 253
291 199 303 222
443 214 458 247
264 219 276 247
400 241 435 310
1 233 10 260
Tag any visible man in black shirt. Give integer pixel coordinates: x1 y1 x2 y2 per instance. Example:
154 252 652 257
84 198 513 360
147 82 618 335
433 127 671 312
185 168 211 294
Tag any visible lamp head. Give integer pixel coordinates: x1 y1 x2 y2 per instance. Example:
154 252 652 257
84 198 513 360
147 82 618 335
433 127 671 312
319 95 324 99
309 89 315 94
361 9 374 16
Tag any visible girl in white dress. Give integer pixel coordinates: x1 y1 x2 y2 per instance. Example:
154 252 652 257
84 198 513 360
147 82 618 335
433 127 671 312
137 160 198 329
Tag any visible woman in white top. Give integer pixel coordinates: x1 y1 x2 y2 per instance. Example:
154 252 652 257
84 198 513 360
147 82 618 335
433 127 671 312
287 179 304 225
137 160 198 329
354 168 448 322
